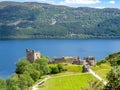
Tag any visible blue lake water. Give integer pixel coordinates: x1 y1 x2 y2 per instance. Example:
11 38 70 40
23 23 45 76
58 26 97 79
0 39 120 78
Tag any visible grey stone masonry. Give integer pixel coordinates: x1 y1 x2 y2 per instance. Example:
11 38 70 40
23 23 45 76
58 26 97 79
26 49 41 63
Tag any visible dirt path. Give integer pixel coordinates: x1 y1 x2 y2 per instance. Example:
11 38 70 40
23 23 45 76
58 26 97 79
32 76 51 90
88 69 107 85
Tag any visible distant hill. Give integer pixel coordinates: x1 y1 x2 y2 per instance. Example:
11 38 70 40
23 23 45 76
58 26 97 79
98 52 120 66
0 1 120 39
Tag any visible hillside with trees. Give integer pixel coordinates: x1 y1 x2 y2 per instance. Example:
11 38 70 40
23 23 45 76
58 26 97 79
0 55 50 90
0 51 120 89
98 52 120 66
0 2 120 39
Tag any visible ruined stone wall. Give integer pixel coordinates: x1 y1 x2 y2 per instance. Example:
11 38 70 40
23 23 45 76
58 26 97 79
79 60 86 65
88 60 96 66
65 58 77 64
53 57 80 64
54 58 66 63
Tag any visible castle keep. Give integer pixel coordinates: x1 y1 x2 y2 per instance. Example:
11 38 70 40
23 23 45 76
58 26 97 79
26 49 41 63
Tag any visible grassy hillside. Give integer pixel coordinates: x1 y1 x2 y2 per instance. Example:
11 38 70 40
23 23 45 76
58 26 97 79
0 2 120 39
91 64 111 80
39 73 94 90
98 52 120 66
38 63 110 90
63 64 83 72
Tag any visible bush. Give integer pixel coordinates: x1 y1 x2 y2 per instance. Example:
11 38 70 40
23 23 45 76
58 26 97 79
104 66 120 90
49 63 66 74
0 78 6 90
57 63 64 72
49 66 59 74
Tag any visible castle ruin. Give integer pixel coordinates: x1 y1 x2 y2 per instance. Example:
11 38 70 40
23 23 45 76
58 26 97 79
26 49 41 63
26 49 96 66
53 57 80 64
51 56 96 66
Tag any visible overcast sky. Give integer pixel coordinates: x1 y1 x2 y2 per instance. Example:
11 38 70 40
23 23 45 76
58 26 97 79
0 0 120 8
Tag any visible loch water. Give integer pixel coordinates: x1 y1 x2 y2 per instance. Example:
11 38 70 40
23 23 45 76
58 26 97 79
0 39 120 78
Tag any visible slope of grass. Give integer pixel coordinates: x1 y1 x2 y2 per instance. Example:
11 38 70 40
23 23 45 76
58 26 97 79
95 69 110 81
39 73 95 90
64 64 83 72
91 64 111 80
49 63 83 73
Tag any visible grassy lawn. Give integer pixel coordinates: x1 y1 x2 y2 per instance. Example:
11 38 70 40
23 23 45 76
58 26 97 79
95 69 110 81
91 64 111 80
37 63 110 90
50 72 82 77
39 73 95 90
64 64 82 72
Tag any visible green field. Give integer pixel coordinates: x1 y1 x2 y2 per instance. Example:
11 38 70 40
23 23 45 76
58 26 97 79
63 64 83 72
91 64 111 80
37 64 111 90
39 73 95 90
95 69 110 81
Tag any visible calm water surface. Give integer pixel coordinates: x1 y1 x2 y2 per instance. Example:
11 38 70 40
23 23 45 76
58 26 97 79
0 39 120 78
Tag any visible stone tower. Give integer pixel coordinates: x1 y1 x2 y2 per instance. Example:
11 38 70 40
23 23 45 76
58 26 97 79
26 49 41 63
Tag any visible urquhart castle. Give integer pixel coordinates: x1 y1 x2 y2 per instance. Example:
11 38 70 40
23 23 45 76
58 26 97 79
26 49 96 66
26 49 41 63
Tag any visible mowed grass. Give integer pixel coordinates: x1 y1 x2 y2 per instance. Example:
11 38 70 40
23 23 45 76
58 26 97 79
39 73 94 90
49 63 83 73
64 64 82 72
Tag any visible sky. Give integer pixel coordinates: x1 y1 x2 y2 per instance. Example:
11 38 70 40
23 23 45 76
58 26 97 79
0 0 120 8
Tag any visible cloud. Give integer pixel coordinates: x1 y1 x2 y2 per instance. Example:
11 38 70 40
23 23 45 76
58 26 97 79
25 0 55 3
59 0 101 5
109 0 115 4
95 7 105 9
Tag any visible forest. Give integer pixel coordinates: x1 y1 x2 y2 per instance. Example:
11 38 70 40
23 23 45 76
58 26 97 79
0 2 120 39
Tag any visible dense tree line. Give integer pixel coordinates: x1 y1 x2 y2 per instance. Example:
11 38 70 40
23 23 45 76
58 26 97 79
0 55 66 90
97 52 120 66
0 2 120 39
0 56 49 90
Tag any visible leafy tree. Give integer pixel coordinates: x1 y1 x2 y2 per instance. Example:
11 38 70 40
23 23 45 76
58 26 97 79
0 54 51 90
104 66 120 90
49 65 59 74
35 57 49 75
6 74 19 90
0 78 6 90
57 63 64 72
21 63 41 82
29 69 41 82
15 58 30 74
19 73 34 90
